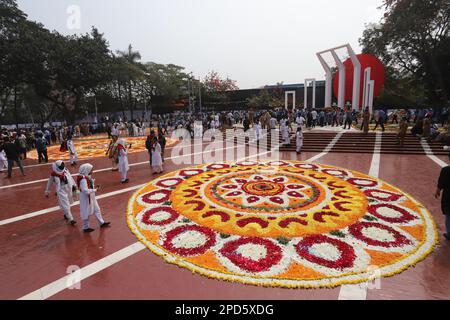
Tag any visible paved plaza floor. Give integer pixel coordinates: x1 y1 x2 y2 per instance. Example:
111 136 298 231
1 132 449 300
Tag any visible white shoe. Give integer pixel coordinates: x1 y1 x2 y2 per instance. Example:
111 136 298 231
444 146 450 150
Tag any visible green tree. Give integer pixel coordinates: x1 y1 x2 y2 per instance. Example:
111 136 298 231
360 0 450 107
40 28 112 124
0 0 49 125
115 45 146 120
247 90 273 109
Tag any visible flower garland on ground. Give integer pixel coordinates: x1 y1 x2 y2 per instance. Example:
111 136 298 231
127 161 438 289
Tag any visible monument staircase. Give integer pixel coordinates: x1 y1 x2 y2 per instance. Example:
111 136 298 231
222 130 448 156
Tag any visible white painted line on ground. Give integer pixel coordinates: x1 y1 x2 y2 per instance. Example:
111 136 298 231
306 132 344 163
0 183 147 226
18 242 146 300
0 143 266 226
13 162 53 170
0 142 230 190
12 141 207 170
369 131 382 177
338 131 382 301
420 139 447 168
16 148 276 300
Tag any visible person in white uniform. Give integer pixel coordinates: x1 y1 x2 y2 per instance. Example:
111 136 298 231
151 137 163 174
117 139 130 184
281 120 290 145
111 124 120 137
77 163 110 233
132 122 139 137
296 114 306 128
67 135 78 166
0 149 7 172
255 120 262 141
269 116 277 130
45 160 77 225
296 126 304 154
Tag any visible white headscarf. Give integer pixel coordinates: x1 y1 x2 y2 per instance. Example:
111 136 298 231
79 163 93 177
117 139 126 146
52 160 65 174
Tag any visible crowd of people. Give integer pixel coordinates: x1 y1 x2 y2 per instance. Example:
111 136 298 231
2 106 450 234
1 106 448 178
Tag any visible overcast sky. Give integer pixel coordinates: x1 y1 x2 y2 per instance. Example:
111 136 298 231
17 0 384 89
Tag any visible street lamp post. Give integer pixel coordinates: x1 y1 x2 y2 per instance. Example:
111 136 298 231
187 77 192 114
198 78 202 115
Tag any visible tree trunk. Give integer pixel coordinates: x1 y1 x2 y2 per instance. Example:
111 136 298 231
128 81 133 120
117 81 126 119
13 86 19 129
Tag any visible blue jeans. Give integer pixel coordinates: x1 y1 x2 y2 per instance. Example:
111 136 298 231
446 215 450 234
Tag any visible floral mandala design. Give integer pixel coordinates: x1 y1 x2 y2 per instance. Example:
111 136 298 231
127 161 438 288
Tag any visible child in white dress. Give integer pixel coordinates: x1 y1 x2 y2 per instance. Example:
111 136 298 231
77 163 110 233
67 135 78 166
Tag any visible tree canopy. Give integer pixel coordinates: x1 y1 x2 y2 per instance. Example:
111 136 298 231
360 0 450 107
0 0 238 126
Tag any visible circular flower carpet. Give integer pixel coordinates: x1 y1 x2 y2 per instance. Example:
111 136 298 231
127 161 437 288
28 137 177 161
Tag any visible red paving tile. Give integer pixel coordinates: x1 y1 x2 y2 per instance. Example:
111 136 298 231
366 154 450 300
1 141 449 300
50 152 369 300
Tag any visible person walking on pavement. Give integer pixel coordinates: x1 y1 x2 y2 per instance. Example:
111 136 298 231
0 137 25 178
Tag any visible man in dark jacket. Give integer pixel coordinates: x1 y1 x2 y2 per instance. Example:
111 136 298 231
36 133 48 163
0 137 25 178
145 130 156 167
435 153 450 240
243 117 250 132
373 109 386 132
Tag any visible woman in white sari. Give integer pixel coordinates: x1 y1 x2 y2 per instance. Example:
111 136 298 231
117 139 130 184
151 137 163 174
281 119 290 145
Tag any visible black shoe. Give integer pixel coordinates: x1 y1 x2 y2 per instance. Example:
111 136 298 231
444 233 450 241
70 220 77 226
100 222 111 228
121 179 129 184
64 215 68 220
83 228 95 233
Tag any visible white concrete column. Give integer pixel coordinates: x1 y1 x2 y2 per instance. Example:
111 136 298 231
285 91 296 110
305 79 316 109
312 80 316 109
331 51 346 109
363 67 371 109
316 54 332 108
347 45 361 111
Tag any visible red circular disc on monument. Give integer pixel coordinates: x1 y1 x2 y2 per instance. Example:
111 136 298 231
333 54 385 107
